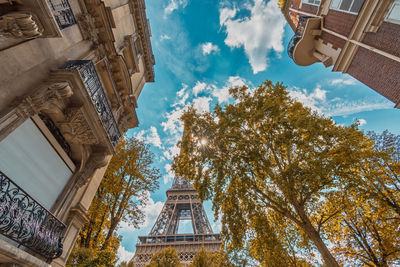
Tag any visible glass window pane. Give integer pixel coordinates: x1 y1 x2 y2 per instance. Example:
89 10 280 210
331 0 341 9
340 0 352 11
350 0 364 13
0 119 72 210
388 4 400 21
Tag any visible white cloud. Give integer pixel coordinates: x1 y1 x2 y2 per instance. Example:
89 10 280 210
164 164 175 184
174 93 189 107
212 76 247 104
163 144 181 161
219 6 237 25
162 107 186 136
177 84 188 97
164 0 188 18
117 246 134 263
288 86 393 117
357 118 367 126
326 101 392 117
160 34 171 41
329 77 357 87
192 81 207 96
201 42 220 55
134 192 164 228
219 0 286 73
193 96 212 113
289 87 325 114
227 76 246 88
117 193 164 262
173 84 190 107
136 126 163 149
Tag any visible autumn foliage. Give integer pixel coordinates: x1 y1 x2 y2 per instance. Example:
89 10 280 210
173 81 400 266
67 137 160 266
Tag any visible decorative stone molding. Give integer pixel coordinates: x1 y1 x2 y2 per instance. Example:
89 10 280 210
16 82 73 119
59 107 98 145
76 150 109 187
0 82 71 143
77 13 99 45
0 12 43 39
118 114 129 133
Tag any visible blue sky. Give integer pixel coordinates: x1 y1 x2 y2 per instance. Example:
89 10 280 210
117 0 400 262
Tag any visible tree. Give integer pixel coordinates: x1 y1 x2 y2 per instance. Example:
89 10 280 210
173 81 374 266
101 137 160 249
66 247 117 267
323 131 400 266
118 261 134 267
69 136 160 265
357 131 400 217
146 247 182 267
325 193 400 266
189 247 234 267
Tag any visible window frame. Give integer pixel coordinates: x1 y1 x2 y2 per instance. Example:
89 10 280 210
385 0 400 24
330 0 364 15
301 0 321 7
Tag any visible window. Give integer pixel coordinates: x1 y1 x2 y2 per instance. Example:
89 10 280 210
47 0 76 29
330 0 364 14
0 119 72 210
386 0 400 24
302 0 321 6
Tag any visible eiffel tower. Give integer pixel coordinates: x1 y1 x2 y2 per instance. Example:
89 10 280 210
131 176 222 266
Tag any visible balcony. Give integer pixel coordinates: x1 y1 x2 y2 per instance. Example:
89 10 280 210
0 171 65 260
287 16 322 66
60 60 121 147
47 0 76 30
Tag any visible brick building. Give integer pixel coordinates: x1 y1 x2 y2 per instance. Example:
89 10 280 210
282 0 400 108
0 0 154 265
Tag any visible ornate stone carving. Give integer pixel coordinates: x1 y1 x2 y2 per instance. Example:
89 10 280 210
16 82 73 118
77 13 99 45
0 12 43 39
118 115 129 133
59 107 98 145
76 150 109 187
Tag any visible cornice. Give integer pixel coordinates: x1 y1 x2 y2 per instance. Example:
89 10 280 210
130 0 155 82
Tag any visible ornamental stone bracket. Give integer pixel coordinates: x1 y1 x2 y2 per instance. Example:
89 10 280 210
75 149 109 187
59 107 98 145
0 82 73 142
0 11 44 39
16 82 73 119
77 12 99 45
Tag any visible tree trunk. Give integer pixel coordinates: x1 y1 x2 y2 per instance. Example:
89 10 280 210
92 210 107 246
295 205 339 267
102 220 118 249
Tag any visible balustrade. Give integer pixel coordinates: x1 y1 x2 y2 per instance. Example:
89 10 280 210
287 16 311 59
60 60 121 147
47 0 76 29
0 171 65 260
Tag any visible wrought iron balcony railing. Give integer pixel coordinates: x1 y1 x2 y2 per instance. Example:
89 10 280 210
47 0 76 30
60 60 121 147
287 16 311 59
287 34 302 59
0 171 65 260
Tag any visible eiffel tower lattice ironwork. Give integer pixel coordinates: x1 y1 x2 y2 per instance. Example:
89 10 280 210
131 176 222 266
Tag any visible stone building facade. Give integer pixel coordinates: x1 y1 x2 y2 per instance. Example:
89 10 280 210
282 0 400 108
0 0 154 265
